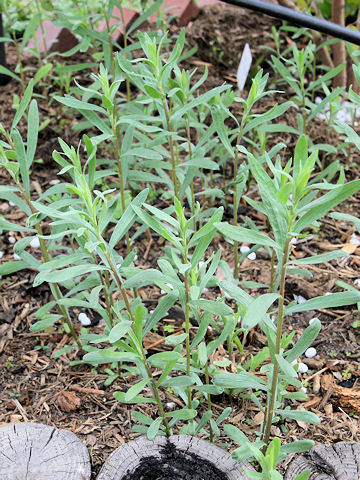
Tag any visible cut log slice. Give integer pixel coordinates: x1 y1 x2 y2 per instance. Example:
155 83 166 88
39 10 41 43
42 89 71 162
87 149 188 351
0 422 91 480
97 434 254 480
284 442 360 480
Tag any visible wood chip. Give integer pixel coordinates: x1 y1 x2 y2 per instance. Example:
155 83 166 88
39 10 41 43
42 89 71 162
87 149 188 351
57 391 81 412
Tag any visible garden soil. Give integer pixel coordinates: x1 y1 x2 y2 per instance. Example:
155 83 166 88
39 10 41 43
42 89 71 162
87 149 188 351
0 5 359 478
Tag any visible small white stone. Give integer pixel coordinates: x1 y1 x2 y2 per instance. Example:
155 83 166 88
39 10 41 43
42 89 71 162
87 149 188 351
309 317 319 325
0 251 3 259
30 237 40 248
350 233 360 245
13 253 21 260
290 237 297 245
133 255 138 262
294 294 306 304
49 179 60 185
78 312 91 326
305 347 317 358
290 359 298 367
354 279 360 287
325 292 332 296
240 245 250 253
160 283 174 294
247 252 256 260
8 236 16 244
302 387 307 394
9 201 16 207
166 402 176 410
298 362 308 374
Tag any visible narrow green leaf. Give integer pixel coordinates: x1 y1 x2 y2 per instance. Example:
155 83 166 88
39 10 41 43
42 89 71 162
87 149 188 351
286 291 360 314
125 378 149 402
215 222 279 249
276 409 320 424
147 417 163 440
12 80 34 129
242 293 279 330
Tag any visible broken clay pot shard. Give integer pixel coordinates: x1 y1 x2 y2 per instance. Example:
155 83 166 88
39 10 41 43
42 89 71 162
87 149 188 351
25 21 78 55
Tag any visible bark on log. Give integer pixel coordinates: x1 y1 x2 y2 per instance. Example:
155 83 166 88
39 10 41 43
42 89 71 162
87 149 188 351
0 422 91 480
284 442 360 479
97 434 254 480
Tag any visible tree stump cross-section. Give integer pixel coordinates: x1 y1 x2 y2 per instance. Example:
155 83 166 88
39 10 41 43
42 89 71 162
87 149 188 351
96 434 255 480
0 422 91 480
285 442 360 480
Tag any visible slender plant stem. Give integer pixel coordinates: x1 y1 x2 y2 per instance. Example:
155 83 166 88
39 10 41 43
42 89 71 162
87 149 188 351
143 360 172 436
204 359 214 442
104 6 116 80
261 237 291 449
112 119 131 253
162 99 179 199
185 116 196 231
233 127 244 280
35 0 48 58
104 251 134 322
119 5 131 102
184 266 192 408
16 184 85 352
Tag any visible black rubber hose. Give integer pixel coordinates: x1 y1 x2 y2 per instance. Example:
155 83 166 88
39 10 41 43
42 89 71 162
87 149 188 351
220 0 360 45
0 14 10 86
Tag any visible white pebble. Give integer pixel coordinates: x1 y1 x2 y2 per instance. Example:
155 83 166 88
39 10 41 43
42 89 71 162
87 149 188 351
8 236 16 244
0 251 3 259
302 387 307 394
166 402 176 410
309 317 319 325
78 312 91 326
13 253 21 260
160 283 174 294
240 245 256 260
298 362 308 374
133 255 138 262
30 237 40 248
354 279 360 287
49 179 60 185
290 237 297 245
290 359 298 366
9 201 16 207
325 292 332 296
350 233 360 245
294 294 307 304
305 347 317 358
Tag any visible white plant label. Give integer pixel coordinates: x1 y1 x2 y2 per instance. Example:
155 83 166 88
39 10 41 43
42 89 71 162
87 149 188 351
237 43 252 92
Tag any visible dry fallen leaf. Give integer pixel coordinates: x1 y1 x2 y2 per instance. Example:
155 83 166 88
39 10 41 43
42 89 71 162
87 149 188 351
57 391 81 412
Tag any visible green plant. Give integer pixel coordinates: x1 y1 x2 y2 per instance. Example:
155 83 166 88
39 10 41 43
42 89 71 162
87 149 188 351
2 17 360 479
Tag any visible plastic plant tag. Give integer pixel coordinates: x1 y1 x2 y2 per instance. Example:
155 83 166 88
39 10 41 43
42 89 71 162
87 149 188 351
237 43 252 91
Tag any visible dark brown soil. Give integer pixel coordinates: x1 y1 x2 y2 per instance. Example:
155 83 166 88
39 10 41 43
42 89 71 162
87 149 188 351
0 5 359 479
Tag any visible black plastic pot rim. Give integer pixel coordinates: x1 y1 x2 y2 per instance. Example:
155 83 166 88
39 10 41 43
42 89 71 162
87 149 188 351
220 0 360 46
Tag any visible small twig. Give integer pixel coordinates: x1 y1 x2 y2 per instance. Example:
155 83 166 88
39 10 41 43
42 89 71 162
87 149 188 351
70 385 105 395
12 399 29 422
143 228 153 261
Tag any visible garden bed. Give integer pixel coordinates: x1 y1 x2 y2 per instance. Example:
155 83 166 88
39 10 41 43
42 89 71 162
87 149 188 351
0 3 359 479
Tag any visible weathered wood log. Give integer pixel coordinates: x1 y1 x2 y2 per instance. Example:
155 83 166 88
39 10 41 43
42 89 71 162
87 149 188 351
284 442 360 479
0 422 91 480
97 434 254 480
